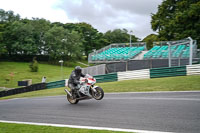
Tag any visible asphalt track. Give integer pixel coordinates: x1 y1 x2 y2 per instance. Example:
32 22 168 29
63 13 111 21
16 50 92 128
0 91 200 133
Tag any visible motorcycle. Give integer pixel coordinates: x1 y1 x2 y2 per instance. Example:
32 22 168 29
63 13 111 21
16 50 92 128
64 74 104 104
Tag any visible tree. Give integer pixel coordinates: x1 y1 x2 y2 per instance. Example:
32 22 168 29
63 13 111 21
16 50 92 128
0 23 7 56
0 9 20 23
142 34 159 50
0 9 21 55
29 57 38 72
29 18 51 55
103 29 138 46
44 25 82 60
3 20 38 55
75 22 103 58
151 0 200 48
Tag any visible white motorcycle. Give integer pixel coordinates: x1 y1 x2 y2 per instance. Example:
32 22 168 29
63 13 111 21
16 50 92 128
64 74 104 104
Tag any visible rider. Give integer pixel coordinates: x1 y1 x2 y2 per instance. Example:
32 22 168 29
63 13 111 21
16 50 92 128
68 66 85 98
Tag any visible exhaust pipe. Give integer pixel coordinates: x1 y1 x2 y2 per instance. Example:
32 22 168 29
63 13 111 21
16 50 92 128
64 89 72 97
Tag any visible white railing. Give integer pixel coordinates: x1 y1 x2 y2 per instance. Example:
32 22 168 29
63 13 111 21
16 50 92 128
117 69 150 81
186 64 200 75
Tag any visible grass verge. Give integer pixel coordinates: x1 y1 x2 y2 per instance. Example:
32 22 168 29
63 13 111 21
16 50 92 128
0 122 129 133
1 75 200 100
0 62 75 88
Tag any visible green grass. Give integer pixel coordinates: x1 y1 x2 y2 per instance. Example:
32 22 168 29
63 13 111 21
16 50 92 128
0 62 75 88
0 122 129 133
1 75 200 100
99 75 200 92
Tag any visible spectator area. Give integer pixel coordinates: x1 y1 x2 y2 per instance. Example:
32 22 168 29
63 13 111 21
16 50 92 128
143 45 190 59
91 46 145 61
88 38 197 63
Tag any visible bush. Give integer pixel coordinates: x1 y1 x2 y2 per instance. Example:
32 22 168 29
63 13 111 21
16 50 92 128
29 57 38 72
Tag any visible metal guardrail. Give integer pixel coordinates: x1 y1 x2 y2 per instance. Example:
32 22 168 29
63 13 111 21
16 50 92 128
46 80 65 89
94 73 118 83
150 66 187 78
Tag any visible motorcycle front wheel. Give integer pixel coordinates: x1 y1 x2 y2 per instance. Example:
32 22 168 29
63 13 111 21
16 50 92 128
92 87 104 100
67 91 79 104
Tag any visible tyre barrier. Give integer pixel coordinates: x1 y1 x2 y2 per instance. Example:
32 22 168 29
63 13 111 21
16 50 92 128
0 83 46 98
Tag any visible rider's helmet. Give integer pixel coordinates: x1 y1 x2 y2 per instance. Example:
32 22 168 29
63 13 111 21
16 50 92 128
75 66 82 75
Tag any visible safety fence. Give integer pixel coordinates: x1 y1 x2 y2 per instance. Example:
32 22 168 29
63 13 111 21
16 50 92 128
94 73 118 83
0 83 46 98
150 66 186 78
187 64 200 75
118 69 150 81
95 64 199 82
46 80 65 89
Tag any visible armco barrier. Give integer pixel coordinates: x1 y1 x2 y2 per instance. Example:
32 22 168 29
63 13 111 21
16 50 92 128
94 73 118 83
150 66 186 78
46 80 65 89
0 83 46 98
118 69 150 81
187 64 200 75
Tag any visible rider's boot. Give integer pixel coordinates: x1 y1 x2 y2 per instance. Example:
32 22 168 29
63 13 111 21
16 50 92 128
71 89 76 99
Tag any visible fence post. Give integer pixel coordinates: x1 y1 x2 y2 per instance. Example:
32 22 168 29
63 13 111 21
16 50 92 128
188 37 193 65
168 42 171 67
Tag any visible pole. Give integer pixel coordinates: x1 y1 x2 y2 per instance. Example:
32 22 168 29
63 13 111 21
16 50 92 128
168 42 171 67
59 60 64 79
188 37 193 65
61 62 63 79
130 30 132 47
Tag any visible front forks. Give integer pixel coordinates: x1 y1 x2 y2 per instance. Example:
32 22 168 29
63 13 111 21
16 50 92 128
64 88 72 97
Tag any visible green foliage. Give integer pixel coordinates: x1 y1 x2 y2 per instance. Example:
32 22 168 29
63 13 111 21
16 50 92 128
151 0 200 48
142 34 159 50
75 22 103 57
0 9 140 61
103 29 138 46
29 57 38 72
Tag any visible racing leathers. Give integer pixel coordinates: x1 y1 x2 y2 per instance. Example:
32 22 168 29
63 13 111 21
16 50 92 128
68 70 85 98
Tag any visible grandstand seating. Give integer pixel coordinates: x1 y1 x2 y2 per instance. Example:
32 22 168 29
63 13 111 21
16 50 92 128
91 46 145 61
181 46 190 58
144 45 190 59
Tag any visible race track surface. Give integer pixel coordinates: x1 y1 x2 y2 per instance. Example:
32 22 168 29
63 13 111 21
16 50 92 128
0 91 200 133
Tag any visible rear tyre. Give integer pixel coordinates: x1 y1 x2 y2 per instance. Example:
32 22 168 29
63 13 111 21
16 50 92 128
92 87 104 100
67 91 79 104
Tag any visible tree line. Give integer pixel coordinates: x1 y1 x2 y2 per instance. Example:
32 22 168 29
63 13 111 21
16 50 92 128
0 0 199 62
0 9 138 61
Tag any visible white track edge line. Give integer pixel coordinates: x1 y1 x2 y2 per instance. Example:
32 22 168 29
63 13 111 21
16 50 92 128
0 120 174 133
106 91 200 94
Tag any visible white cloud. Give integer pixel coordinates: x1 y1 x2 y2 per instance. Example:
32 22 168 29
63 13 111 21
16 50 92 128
0 0 73 23
58 0 163 39
0 0 163 39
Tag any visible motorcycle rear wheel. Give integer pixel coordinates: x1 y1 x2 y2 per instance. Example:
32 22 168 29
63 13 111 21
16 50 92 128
67 91 79 104
92 87 104 100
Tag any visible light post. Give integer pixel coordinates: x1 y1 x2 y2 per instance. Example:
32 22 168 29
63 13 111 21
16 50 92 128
129 30 133 47
59 60 64 79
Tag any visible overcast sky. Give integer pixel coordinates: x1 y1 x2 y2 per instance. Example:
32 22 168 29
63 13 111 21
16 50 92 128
0 0 163 39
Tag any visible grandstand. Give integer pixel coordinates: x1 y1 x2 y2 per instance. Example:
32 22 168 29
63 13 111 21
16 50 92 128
87 38 198 74
89 38 197 63
88 42 146 63
143 38 197 59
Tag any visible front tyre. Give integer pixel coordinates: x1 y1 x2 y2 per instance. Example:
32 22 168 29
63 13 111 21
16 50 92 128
92 87 104 100
67 91 79 104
